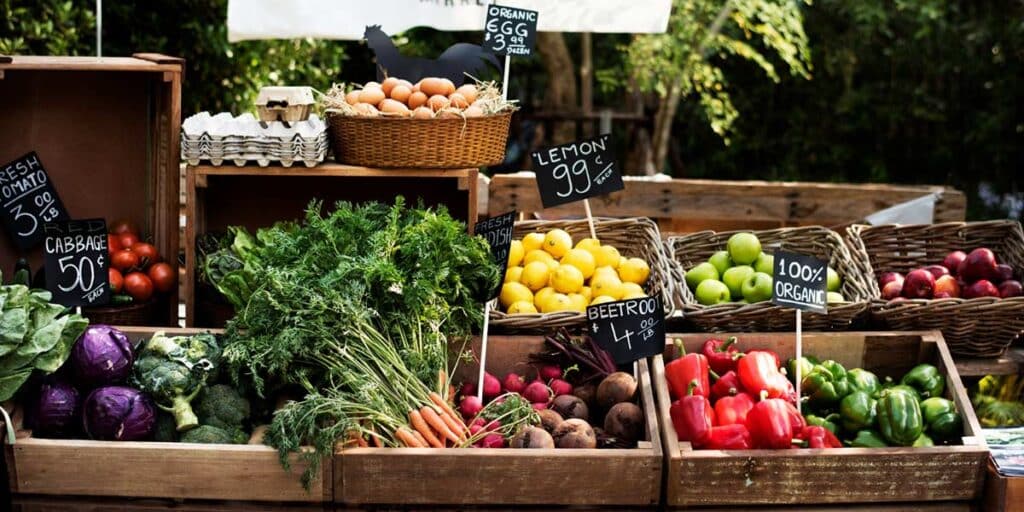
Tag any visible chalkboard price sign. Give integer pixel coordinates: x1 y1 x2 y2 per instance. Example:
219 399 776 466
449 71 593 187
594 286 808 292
532 134 624 209
474 210 516 298
483 4 538 57
0 152 69 250
43 219 110 308
587 296 665 365
771 250 828 314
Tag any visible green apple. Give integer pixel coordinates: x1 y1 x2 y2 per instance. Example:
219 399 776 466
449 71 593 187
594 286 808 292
754 253 774 276
722 265 755 301
827 291 845 303
727 232 762 265
827 267 841 292
685 262 719 291
708 250 734 276
696 279 731 305
741 272 774 303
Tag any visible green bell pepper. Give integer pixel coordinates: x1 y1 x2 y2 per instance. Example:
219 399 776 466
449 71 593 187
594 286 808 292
788 356 819 384
913 433 934 447
802 360 852 407
877 390 924 446
900 363 945 398
920 397 963 442
839 390 877 432
878 384 920 400
848 430 888 448
847 368 881 395
805 413 842 435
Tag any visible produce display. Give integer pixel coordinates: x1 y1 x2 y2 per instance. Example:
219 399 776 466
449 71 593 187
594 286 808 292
667 336 963 449
878 248 1021 300
684 232 844 306
498 229 652 314
106 220 177 304
973 374 1024 427
322 78 513 119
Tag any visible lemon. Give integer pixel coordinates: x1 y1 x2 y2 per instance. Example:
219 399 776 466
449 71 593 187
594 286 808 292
500 282 533 308
505 266 523 283
618 257 651 285
593 265 619 280
543 229 573 258
568 293 588 312
522 232 545 253
595 245 621 269
545 259 560 271
520 261 551 291
590 295 618 305
508 300 538 314
534 287 557 310
524 249 554 266
575 237 601 252
508 240 524 268
550 264 585 294
621 282 647 299
591 272 624 300
541 293 573 313
561 248 596 279
579 286 593 301
618 256 628 270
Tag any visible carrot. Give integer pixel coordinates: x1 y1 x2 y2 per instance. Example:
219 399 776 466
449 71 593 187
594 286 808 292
428 392 468 437
435 406 467 440
411 430 428 447
394 427 423 448
421 406 461 445
429 391 461 424
356 435 369 448
369 431 382 448
409 410 444 448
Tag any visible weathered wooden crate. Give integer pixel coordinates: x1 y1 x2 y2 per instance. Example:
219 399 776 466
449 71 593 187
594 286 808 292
652 331 988 507
1 327 329 503
332 335 662 507
985 459 1024 512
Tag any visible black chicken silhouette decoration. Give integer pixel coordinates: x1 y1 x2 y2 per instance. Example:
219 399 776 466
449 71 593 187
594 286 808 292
364 25 502 84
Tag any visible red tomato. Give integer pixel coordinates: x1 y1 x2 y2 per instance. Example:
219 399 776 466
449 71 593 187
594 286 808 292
110 220 138 236
111 249 140 272
108 234 122 255
148 262 175 293
118 233 139 249
123 272 154 302
109 268 124 293
131 242 160 268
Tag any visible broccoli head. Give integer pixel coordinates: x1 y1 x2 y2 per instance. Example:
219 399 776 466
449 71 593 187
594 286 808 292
196 384 251 430
179 425 248 444
153 412 179 442
131 331 221 432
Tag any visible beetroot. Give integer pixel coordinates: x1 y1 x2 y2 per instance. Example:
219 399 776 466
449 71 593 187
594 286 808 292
553 419 597 449
540 365 563 381
537 409 564 433
480 434 506 448
522 381 552 404
503 373 526 394
459 395 483 419
551 395 589 422
510 427 555 448
482 373 502 399
549 379 573 396
604 402 644 444
597 372 637 408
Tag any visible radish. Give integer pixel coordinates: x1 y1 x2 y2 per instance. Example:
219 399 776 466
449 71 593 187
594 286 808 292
522 381 552 404
532 402 548 411
483 419 501 432
549 378 573 396
482 373 501 399
470 417 486 429
480 433 506 448
469 424 484 436
461 382 476 398
459 395 483 419
540 364 562 381
503 372 526 394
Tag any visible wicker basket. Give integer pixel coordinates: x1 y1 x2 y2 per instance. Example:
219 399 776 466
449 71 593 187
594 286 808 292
327 112 512 168
847 221 1024 358
667 226 873 331
489 217 675 333
82 298 162 326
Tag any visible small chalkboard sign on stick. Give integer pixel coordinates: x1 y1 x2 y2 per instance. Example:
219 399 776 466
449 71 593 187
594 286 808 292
1 152 70 250
587 296 665 365
43 219 110 308
771 249 829 412
532 134 623 239
472 210 517 402
483 4 538 57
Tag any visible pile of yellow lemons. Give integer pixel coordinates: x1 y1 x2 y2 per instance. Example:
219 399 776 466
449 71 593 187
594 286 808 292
499 229 651 314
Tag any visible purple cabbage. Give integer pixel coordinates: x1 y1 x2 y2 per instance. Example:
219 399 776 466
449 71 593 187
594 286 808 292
32 380 81 439
82 386 155 441
71 325 133 388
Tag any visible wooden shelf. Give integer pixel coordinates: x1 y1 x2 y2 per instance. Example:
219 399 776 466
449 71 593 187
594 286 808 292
189 163 475 180
956 348 1024 377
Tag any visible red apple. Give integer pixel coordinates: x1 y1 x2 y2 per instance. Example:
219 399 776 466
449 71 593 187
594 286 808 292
943 251 967 276
959 248 998 283
923 265 951 279
879 272 905 288
996 264 1015 283
964 279 1000 299
902 269 936 299
933 275 961 298
881 280 904 300
999 280 1023 298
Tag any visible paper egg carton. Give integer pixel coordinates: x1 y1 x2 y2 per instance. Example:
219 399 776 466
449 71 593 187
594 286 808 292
181 112 328 167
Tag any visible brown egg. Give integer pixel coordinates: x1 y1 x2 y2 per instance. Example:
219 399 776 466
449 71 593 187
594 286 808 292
358 87 386 105
455 84 478 104
412 106 434 119
379 98 411 116
390 84 413 104
352 103 379 116
419 77 449 97
463 105 485 118
397 79 414 90
408 91 429 109
380 77 400 97
345 90 361 105
428 94 451 112
411 82 421 93
364 81 381 89
448 92 470 109
440 78 457 96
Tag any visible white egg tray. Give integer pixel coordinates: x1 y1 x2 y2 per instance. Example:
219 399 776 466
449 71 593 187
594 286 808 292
181 112 328 167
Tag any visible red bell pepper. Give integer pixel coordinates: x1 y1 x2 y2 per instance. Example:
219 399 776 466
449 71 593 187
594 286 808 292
797 425 842 448
669 380 715 447
715 392 755 426
784 400 806 432
748 349 781 368
710 370 744 401
746 392 794 449
702 336 740 375
737 350 789 399
706 424 752 450
665 341 710 398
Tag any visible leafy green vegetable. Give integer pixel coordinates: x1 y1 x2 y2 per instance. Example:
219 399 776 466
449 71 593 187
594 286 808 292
131 331 221 432
196 384 250 430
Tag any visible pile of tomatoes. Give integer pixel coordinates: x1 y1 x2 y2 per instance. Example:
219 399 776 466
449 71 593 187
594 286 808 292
107 220 176 303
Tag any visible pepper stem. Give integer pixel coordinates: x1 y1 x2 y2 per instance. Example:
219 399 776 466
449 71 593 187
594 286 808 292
709 369 721 381
675 338 686 357
687 379 700 396
717 337 737 353
758 390 768 402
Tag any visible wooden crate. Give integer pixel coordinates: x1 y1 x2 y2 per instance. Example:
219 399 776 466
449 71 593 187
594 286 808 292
332 335 662 507
985 459 1024 512
652 331 989 507
0 55 182 325
487 173 966 234
1 327 330 503
183 164 478 327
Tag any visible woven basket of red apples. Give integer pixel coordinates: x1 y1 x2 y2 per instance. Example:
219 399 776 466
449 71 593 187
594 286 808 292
847 220 1024 358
